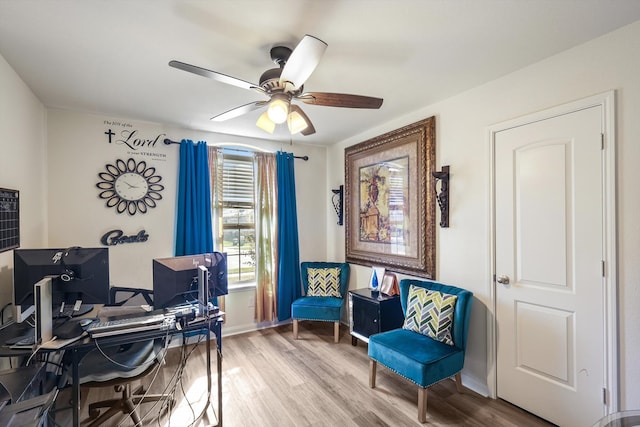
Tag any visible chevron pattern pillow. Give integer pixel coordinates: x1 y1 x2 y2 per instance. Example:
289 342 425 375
306 267 342 297
403 285 458 345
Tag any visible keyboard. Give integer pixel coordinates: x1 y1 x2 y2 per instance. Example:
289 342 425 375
86 314 174 338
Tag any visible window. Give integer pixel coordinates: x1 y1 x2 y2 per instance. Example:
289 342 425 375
221 153 255 284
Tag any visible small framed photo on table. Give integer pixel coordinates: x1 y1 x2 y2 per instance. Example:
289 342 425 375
380 272 399 296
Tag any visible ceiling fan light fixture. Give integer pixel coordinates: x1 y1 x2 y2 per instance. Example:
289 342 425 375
256 111 276 134
267 94 289 124
287 110 309 134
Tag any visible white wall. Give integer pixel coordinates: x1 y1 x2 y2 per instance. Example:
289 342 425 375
0 54 47 316
328 20 640 409
45 109 328 334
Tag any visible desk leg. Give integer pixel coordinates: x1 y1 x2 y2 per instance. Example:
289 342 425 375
205 321 223 427
217 346 222 427
72 348 80 427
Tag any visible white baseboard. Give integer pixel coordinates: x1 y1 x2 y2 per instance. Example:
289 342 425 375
461 372 490 397
221 319 291 337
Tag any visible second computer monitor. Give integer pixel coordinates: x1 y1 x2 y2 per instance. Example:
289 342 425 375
152 252 228 310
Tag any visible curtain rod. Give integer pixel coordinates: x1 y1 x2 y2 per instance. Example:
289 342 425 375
163 138 309 161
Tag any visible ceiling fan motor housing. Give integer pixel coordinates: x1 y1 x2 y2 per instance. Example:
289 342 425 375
259 68 284 92
259 45 294 92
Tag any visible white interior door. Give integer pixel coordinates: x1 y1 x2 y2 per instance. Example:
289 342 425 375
494 106 605 427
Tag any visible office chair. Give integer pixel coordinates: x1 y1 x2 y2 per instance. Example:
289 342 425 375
73 287 173 426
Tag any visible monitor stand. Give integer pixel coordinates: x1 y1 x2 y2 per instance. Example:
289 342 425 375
35 277 53 344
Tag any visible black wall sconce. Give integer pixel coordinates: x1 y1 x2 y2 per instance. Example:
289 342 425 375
331 185 344 226
432 166 450 228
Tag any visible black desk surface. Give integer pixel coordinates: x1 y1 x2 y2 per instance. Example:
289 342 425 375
0 305 221 356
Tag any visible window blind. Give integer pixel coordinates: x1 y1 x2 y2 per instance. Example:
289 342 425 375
222 154 254 208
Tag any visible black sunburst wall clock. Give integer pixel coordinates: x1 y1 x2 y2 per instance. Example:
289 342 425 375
96 158 164 215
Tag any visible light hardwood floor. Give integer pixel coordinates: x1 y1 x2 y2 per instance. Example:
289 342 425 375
53 322 554 427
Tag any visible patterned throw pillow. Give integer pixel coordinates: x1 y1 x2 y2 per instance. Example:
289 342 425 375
403 285 458 345
307 267 342 297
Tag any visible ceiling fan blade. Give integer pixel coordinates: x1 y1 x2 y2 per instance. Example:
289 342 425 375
169 60 258 91
289 104 316 136
211 101 268 122
297 92 383 109
279 35 327 90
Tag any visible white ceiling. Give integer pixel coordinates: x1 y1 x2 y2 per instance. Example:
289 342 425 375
1 0 640 146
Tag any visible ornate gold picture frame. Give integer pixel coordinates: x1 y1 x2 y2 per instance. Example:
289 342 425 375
345 117 436 278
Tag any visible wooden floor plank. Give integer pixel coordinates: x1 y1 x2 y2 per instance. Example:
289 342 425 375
51 322 554 426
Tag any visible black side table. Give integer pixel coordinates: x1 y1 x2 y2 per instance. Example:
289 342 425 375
348 288 404 346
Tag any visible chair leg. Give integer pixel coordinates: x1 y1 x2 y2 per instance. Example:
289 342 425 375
334 322 340 343
86 381 175 426
369 360 377 388
87 403 126 427
293 319 299 339
455 372 464 393
123 397 142 425
418 387 428 423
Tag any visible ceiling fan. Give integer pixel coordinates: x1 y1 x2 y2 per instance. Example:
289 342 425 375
169 34 383 136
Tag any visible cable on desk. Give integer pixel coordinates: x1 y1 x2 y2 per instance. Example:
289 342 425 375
94 333 167 370
156 330 205 425
173 327 218 427
47 409 65 427
26 336 59 366
25 316 36 328
119 328 204 426
150 330 208 426
114 327 172 427
0 302 12 324
181 334 208 426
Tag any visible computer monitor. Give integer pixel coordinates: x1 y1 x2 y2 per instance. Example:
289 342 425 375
13 247 110 320
152 252 228 310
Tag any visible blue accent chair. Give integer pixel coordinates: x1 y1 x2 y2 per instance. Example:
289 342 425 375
291 262 350 343
368 279 473 423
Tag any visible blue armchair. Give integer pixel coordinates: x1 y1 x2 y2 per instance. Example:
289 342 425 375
291 262 350 343
368 279 473 423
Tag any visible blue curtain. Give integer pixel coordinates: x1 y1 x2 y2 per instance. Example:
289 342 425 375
276 151 301 321
175 140 213 256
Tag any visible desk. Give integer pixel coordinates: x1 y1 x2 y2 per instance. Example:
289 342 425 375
0 311 223 427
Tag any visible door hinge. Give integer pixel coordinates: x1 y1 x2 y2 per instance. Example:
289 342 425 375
603 387 607 404
601 133 605 150
602 260 606 278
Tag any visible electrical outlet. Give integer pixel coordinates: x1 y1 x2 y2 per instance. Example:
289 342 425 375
248 294 255 307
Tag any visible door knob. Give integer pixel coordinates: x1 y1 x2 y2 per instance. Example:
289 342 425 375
496 275 510 285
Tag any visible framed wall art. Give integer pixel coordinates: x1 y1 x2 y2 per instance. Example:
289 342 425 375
345 117 436 278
